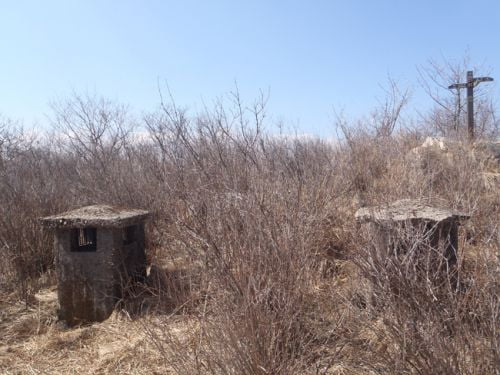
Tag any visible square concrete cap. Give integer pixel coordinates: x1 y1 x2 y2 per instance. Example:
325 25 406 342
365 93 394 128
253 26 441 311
40 205 150 229
355 199 470 224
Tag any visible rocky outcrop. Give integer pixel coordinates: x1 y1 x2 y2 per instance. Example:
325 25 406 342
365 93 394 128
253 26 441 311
407 137 456 177
408 137 499 190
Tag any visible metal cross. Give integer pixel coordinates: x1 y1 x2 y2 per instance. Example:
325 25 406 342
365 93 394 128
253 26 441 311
448 71 494 140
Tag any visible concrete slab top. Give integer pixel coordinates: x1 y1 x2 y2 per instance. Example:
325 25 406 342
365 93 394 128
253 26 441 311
40 205 150 228
355 199 470 224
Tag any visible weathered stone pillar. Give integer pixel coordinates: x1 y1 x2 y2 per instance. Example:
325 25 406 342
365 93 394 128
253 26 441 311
41 205 149 325
355 199 469 291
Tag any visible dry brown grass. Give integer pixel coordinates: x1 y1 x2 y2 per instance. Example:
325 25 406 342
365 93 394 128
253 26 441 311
0 287 200 374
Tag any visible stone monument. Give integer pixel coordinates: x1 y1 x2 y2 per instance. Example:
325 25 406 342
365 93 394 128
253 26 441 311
355 199 469 270
41 205 149 325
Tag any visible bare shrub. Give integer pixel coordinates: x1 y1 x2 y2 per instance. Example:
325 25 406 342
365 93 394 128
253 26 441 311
0 122 66 301
139 92 347 373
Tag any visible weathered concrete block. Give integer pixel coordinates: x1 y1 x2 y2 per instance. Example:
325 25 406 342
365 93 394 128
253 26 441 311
355 199 470 303
41 205 149 325
355 199 469 270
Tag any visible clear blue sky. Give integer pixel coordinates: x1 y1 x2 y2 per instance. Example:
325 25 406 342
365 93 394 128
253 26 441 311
0 0 499 136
